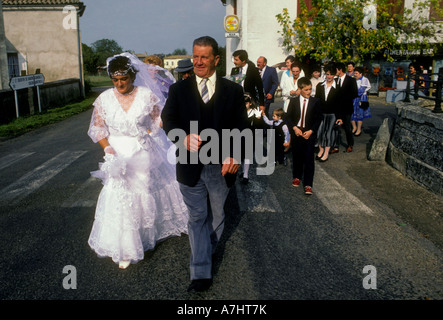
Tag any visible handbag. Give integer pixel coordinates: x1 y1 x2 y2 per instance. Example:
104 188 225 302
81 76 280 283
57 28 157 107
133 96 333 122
359 94 369 110
359 101 369 110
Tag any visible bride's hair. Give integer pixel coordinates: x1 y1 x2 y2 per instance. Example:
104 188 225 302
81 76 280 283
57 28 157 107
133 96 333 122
107 55 138 80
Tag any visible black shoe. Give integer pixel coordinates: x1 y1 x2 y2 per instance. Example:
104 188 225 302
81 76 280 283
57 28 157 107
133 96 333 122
187 279 212 293
241 177 249 185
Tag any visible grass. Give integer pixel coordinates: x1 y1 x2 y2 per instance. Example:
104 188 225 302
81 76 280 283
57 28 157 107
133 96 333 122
86 74 112 87
0 93 98 138
0 74 113 139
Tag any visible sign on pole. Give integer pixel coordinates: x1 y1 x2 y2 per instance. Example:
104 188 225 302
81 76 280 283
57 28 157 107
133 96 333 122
9 74 45 118
224 15 240 38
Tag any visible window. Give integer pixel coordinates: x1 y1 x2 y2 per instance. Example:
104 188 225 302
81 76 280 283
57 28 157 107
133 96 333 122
7 53 20 78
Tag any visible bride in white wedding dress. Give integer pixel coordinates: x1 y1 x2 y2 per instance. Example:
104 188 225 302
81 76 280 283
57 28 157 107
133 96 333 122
87 53 188 269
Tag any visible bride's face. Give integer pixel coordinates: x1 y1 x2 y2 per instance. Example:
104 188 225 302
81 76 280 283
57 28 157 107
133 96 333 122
112 74 134 94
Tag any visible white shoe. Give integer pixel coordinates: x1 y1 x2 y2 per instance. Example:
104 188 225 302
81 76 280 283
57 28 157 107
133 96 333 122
119 261 130 269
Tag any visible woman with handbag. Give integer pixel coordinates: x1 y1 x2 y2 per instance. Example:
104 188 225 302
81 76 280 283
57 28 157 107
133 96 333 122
351 67 371 136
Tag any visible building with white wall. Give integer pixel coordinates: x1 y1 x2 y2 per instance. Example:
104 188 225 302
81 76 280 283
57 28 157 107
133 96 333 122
221 0 297 76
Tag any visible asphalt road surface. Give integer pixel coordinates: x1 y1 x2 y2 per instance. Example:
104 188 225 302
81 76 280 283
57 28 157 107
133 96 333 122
0 93 442 314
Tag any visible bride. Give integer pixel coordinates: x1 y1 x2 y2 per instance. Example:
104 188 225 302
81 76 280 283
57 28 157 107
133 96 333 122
87 53 188 269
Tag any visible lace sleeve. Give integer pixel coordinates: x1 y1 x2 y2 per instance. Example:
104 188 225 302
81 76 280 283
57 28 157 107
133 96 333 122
88 96 109 143
141 89 162 136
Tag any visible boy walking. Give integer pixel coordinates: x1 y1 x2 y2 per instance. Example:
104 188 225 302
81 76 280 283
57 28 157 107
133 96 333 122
286 77 322 195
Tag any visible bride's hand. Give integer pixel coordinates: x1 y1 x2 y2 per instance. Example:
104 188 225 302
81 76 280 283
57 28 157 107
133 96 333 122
104 146 116 154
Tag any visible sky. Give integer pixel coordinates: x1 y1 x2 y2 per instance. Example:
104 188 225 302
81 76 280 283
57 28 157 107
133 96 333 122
79 0 227 55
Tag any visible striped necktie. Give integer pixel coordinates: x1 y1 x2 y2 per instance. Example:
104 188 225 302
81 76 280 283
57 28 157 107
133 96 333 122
201 78 209 103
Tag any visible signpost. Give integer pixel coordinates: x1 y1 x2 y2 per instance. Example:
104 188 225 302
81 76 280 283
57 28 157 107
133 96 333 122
224 15 240 38
9 74 45 118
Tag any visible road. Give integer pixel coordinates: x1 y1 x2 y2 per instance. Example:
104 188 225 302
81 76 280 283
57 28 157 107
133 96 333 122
0 92 442 312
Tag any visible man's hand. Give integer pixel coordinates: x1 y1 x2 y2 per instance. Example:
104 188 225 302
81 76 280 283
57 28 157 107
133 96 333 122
221 157 239 176
302 130 313 140
293 126 303 137
184 134 202 152
266 93 273 100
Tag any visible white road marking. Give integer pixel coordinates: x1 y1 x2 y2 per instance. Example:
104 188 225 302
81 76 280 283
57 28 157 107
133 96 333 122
0 151 87 204
236 179 282 213
0 152 35 171
61 176 100 208
314 166 374 215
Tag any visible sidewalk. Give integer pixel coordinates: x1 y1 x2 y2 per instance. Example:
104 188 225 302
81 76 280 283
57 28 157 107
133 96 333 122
269 95 443 250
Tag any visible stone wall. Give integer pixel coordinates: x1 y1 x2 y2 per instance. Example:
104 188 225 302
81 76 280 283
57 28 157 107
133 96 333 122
0 78 82 124
386 101 443 196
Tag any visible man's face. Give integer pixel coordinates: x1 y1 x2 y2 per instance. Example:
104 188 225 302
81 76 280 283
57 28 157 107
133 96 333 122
257 57 266 70
233 56 246 68
300 85 312 99
193 45 219 78
336 68 345 77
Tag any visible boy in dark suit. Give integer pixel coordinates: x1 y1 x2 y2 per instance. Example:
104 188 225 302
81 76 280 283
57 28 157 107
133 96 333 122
286 77 322 195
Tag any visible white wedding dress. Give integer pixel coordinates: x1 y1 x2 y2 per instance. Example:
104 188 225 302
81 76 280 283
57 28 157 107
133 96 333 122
87 86 188 265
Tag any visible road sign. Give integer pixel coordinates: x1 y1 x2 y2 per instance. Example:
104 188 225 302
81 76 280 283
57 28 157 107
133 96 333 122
9 74 45 117
9 74 45 91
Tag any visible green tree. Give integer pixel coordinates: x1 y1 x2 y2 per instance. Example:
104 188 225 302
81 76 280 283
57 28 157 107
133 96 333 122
91 39 124 66
171 48 188 55
276 0 443 64
82 43 98 74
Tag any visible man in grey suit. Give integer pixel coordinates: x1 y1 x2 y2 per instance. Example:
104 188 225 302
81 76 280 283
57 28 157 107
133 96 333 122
161 36 247 293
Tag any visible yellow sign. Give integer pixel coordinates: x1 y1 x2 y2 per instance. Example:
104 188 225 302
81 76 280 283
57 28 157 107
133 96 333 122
224 15 240 33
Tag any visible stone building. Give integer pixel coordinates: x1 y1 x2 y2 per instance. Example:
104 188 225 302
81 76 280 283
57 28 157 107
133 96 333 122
1 0 85 85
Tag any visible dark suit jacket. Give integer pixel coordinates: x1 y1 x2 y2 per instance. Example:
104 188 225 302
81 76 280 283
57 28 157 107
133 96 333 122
161 74 248 187
335 75 358 119
231 61 265 106
315 81 340 116
261 66 279 103
286 95 323 137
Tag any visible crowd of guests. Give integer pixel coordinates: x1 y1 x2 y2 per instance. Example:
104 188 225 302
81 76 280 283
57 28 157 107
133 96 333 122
226 51 373 196
86 38 374 292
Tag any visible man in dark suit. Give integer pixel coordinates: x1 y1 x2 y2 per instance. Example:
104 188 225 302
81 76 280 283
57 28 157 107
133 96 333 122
286 77 322 195
334 62 358 153
161 36 247 293
257 56 279 117
231 49 265 111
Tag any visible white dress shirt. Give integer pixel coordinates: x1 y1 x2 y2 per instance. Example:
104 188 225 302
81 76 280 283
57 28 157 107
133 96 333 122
297 96 309 128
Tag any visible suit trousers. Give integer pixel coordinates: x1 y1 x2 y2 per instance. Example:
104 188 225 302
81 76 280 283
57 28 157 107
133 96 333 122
291 134 316 187
179 164 230 280
341 113 354 147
